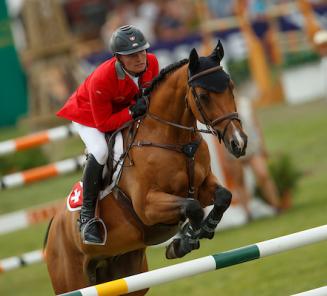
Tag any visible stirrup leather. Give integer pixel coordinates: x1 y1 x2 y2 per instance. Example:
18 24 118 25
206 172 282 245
81 217 107 246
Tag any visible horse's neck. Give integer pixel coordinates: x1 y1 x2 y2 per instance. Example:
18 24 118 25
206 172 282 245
146 66 195 141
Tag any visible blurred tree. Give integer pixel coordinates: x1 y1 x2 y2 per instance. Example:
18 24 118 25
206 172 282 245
0 1 27 127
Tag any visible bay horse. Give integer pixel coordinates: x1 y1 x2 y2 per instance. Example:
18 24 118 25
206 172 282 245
45 41 247 295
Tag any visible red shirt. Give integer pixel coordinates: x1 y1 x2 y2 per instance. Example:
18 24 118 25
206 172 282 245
57 53 159 132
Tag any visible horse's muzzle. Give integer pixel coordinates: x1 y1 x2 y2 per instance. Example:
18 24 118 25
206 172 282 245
224 132 247 158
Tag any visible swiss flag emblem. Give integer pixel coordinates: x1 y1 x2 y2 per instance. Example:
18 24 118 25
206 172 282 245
67 181 83 211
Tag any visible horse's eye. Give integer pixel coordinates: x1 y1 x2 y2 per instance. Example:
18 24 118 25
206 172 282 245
199 93 209 100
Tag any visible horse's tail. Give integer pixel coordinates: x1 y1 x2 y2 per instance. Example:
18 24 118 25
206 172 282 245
43 217 54 250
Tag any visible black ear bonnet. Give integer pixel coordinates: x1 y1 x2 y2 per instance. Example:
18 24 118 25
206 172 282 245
188 41 230 93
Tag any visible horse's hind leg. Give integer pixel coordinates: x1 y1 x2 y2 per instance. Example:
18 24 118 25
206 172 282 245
93 249 149 296
46 213 88 294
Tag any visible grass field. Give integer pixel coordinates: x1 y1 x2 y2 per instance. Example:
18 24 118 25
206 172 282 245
0 99 326 295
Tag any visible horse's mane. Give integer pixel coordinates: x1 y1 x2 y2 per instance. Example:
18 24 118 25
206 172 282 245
144 58 189 96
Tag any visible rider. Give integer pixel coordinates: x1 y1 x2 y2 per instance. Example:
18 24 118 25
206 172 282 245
57 25 159 245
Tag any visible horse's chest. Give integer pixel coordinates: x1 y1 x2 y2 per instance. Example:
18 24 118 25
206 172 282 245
145 152 206 195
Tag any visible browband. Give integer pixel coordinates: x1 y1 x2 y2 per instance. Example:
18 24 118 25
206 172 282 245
188 65 223 84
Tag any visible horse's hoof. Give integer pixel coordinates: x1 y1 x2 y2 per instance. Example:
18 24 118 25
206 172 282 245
195 241 200 249
165 239 180 259
165 237 200 259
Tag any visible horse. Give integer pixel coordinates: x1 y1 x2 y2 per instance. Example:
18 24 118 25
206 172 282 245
45 40 247 295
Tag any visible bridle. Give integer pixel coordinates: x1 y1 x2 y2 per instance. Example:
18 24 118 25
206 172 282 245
147 65 241 142
188 65 240 142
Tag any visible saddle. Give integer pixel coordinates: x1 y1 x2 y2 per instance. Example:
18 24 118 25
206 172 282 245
102 132 116 190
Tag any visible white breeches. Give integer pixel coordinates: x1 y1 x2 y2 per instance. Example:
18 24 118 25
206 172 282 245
72 122 108 165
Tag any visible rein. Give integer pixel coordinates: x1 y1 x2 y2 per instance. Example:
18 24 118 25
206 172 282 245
147 112 212 134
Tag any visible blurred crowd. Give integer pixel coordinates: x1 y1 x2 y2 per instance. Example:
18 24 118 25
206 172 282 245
63 0 200 47
61 0 301 48
7 0 327 52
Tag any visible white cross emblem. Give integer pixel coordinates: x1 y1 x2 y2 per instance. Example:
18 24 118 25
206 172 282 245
70 188 81 204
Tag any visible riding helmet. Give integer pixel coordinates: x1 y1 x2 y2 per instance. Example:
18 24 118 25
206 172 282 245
110 25 150 55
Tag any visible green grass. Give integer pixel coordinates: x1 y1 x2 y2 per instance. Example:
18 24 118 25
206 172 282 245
0 99 327 295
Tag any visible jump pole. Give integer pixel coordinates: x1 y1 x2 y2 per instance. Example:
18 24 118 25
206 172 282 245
0 250 44 273
293 286 327 296
59 224 327 296
0 124 77 156
0 155 85 190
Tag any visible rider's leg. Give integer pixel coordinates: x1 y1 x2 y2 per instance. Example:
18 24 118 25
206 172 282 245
80 154 104 243
73 122 108 244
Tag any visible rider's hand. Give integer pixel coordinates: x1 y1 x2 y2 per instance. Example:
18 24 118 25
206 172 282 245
129 97 147 119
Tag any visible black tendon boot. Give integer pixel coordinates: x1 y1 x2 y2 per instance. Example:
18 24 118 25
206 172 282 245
79 154 104 245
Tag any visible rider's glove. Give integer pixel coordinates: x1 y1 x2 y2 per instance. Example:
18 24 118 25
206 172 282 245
129 97 147 119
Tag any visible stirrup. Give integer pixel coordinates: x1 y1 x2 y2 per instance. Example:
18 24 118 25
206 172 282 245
81 218 107 246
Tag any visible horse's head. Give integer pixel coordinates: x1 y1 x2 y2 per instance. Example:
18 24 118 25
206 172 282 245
186 41 247 158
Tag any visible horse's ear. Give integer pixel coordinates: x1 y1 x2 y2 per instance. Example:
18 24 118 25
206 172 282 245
189 48 199 73
210 40 224 62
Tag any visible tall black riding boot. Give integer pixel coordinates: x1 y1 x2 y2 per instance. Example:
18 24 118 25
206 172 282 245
79 154 104 245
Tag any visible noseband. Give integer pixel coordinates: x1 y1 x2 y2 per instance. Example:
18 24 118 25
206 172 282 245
188 65 240 142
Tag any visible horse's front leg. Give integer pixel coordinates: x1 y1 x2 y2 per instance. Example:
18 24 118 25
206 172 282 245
141 191 204 259
165 173 230 259
198 172 232 240
141 191 203 227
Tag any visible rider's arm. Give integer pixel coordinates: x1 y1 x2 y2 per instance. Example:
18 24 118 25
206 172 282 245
88 76 132 133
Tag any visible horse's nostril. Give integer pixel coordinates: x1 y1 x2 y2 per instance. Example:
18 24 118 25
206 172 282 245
230 139 245 158
231 140 238 151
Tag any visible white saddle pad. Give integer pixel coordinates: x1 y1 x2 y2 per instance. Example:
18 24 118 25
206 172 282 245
99 132 124 199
